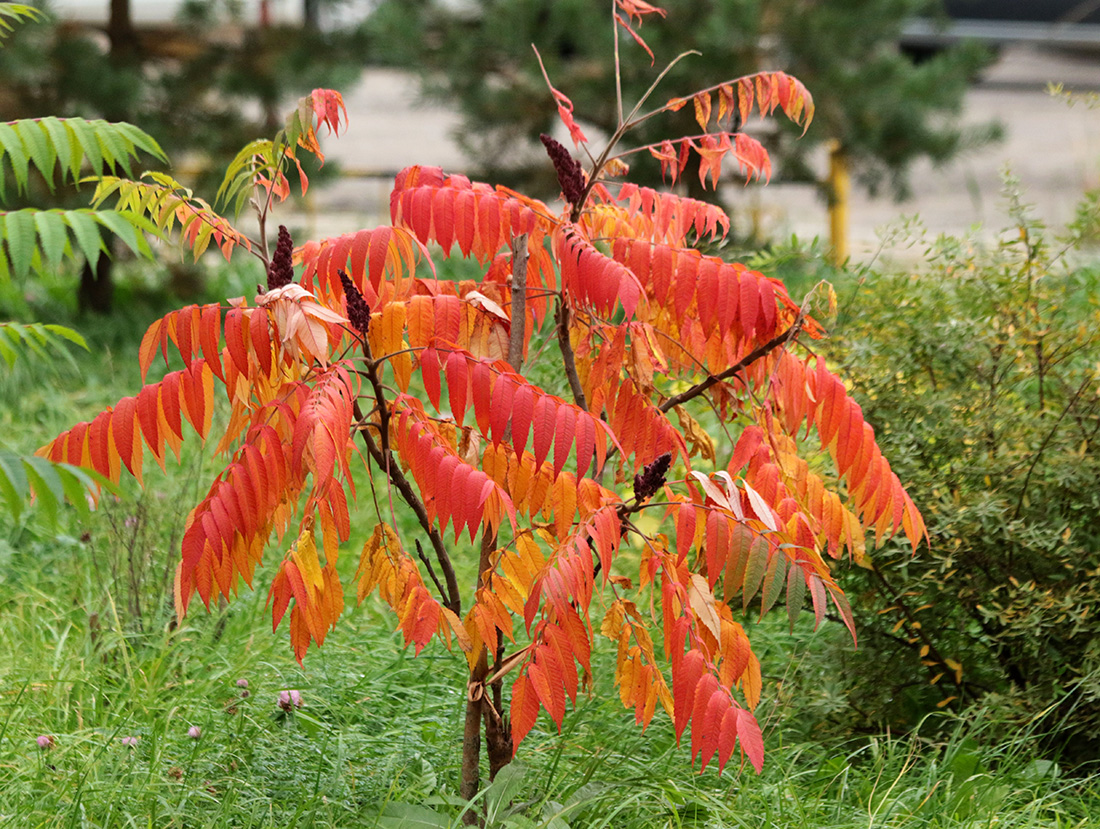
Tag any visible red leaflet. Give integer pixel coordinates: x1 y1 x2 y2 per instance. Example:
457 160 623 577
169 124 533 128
445 350 469 427
735 708 764 773
672 649 706 742
510 671 541 750
511 383 535 458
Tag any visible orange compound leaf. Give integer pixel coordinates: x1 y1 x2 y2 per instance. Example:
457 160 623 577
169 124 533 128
180 422 300 612
137 303 220 381
310 88 347 138
510 669 542 751
693 91 712 131
356 522 466 654
408 295 461 350
752 71 814 133
417 349 614 482
528 650 565 729
175 200 251 261
595 183 730 245
297 226 426 306
555 225 646 321
291 363 357 496
733 133 772 184
38 359 215 486
399 584 442 655
734 707 764 773
649 139 688 186
610 238 789 349
604 377 688 472
613 1 666 63
392 395 517 542
390 166 552 264
616 0 667 23
769 352 927 551
671 648 706 743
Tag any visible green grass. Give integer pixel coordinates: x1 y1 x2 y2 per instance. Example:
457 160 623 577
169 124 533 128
1 263 1097 827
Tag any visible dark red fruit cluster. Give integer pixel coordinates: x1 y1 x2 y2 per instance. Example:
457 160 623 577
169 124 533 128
633 452 672 502
339 270 371 335
540 133 586 206
267 225 295 290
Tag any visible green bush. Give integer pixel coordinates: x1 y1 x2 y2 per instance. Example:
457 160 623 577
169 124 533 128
819 184 1100 762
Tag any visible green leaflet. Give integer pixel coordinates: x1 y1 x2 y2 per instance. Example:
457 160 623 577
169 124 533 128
0 450 104 528
0 118 166 199
0 322 87 369
0 208 156 281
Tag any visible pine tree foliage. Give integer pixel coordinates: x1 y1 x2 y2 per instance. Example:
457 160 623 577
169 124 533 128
40 1 925 780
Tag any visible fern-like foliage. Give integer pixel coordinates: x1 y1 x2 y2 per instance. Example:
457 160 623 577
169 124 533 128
0 208 156 280
0 3 41 42
0 450 103 528
0 118 166 200
92 173 252 261
0 323 106 528
0 321 86 368
0 117 167 282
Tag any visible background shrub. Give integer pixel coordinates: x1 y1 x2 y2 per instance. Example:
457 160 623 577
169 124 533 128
815 185 1100 763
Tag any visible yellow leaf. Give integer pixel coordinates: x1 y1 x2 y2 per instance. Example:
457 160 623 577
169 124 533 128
291 521 324 593
688 573 722 640
601 599 626 640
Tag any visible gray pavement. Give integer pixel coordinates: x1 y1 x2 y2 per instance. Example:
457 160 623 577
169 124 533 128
307 46 1100 259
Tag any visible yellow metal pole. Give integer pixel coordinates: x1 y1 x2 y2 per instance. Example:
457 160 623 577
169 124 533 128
827 140 849 267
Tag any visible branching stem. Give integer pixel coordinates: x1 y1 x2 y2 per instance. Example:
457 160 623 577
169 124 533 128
659 320 803 413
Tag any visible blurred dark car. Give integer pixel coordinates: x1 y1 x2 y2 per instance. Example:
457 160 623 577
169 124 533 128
904 0 1100 51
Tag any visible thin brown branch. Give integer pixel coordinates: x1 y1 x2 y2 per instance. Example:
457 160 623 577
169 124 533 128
353 330 462 614
352 403 461 615
557 300 589 411
508 233 529 372
659 320 803 414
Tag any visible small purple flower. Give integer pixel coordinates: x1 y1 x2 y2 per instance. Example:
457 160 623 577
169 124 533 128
277 690 303 712
36 735 54 749
120 736 139 747
187 726 202 740
236 678 248 689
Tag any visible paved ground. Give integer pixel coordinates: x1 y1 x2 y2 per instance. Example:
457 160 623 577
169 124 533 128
306 46 1100 259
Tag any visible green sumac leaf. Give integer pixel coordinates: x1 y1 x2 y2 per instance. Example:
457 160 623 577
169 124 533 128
0 451 27 520
0 122 29 196
94 209 156 259
64 209 105 266
64 118 102 178
43 323 87 350
38 117 70 180
786 564 807 630
114 121 167 164
760 548 788 616
2 209 36 278
33 210 71 268
14 120 52 183
742 536 770 611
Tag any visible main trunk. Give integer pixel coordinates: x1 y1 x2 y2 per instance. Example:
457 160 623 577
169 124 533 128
460 236 527 824
460 535 513 825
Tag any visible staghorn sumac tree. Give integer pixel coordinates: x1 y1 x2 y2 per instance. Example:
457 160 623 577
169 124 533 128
40 0 925 814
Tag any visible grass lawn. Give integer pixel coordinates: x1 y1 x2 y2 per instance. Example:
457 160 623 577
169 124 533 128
1 263 1096 827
